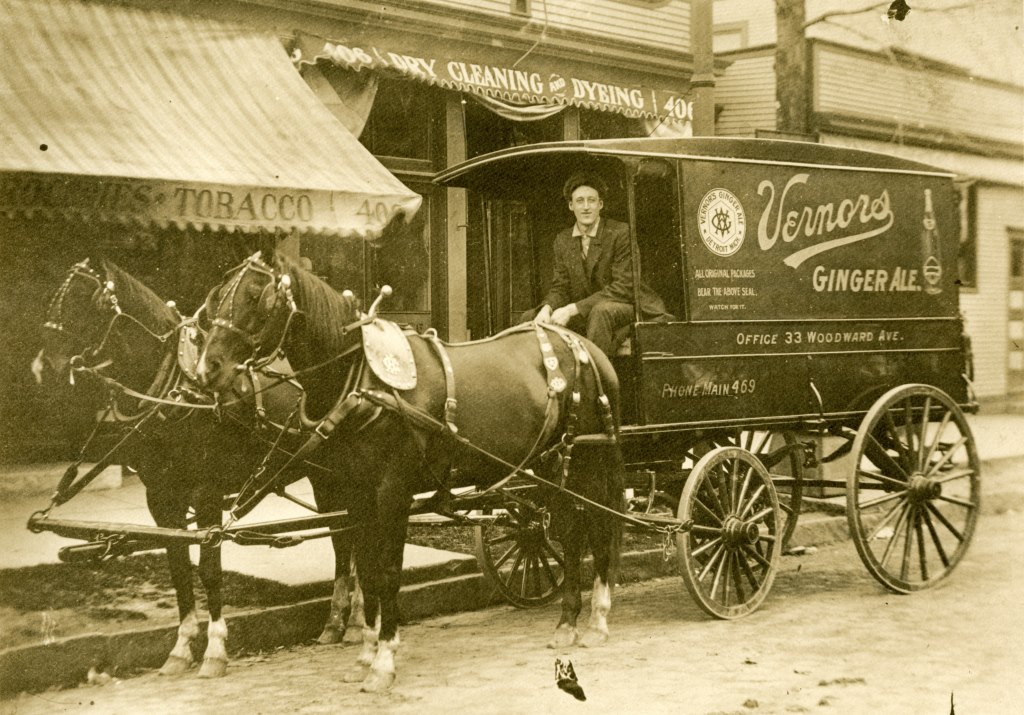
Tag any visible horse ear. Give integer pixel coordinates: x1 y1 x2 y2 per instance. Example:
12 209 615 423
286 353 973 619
254 232 277 263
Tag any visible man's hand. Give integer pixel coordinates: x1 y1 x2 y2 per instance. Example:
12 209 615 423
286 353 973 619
534 305 552 324
550 304 579 326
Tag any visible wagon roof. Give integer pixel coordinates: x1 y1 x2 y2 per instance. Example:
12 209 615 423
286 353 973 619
433 137 954 192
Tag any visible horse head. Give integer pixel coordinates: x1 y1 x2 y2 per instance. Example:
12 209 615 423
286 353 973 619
197 249 363 395
34 258 179 391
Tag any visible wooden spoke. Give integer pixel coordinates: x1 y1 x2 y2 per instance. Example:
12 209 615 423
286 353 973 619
856 468 910 491
847 385 979 593
678 446 782 619
474 506 565 608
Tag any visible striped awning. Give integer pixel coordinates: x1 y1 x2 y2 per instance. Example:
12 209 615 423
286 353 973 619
0 0 422 239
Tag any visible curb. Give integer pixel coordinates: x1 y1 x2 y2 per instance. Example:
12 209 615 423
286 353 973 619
3 472 1020 697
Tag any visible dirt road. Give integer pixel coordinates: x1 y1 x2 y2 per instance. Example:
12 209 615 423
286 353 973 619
4 509 1022 715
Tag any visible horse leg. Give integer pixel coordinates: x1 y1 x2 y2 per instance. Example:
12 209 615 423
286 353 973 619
195 499 228 678
344 556 366 643
549 504 585 649
161 543 200 675
578 510 621 648
344 496 381 683
361 481 411 693
317 535 354 645
146 491 199 675
308 475 359 646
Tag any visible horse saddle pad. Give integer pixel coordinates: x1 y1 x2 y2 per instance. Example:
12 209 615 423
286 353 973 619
361 319 417 390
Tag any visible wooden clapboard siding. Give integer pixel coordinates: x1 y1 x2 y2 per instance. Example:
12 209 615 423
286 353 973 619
713 0 774 46
814 44 1023 148
962 185 1024 397
421 0 691 53
714 50 776 136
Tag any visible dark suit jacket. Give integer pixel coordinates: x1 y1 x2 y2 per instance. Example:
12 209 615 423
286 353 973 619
541 217 669 321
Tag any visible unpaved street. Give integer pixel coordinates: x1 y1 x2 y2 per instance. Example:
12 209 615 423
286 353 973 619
5 510 1022 715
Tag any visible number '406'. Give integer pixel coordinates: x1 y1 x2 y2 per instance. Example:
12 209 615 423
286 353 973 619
357 200 397 225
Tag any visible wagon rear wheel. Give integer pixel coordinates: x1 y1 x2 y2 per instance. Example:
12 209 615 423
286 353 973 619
474 504 565 608
847 384 980 593
676 446 782 619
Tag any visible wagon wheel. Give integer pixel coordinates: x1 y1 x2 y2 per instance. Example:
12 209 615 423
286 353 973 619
474 503 564 608
711 431 804 552
847 384 980 593
676 446 782 619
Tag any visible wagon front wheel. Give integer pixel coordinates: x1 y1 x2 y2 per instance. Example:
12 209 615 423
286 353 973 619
474 504 565 608
677 446 782 619
847 384 980 593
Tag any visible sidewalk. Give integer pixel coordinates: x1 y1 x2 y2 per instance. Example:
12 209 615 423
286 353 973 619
0 471 471 581
3 410 1022 578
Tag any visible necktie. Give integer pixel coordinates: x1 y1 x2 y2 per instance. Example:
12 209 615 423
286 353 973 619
579 235 589 260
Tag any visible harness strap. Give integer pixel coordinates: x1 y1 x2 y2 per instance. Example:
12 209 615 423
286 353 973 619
533 323 568 395
422 330 458 433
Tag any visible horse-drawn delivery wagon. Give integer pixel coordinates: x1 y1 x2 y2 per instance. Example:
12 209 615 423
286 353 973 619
27 137 979 689
433 136 979 616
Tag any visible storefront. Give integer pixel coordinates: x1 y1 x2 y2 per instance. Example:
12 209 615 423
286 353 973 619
283 8 699 340
0 0 421 461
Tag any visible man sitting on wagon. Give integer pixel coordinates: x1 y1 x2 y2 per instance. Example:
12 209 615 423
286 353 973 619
522 171 672 356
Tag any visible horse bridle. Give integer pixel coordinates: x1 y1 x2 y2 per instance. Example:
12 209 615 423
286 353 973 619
44 260 124 354
208 253 301 370
43 260 187 409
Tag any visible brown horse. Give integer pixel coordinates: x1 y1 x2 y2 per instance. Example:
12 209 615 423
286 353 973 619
33 258 360 678
196 250 624 692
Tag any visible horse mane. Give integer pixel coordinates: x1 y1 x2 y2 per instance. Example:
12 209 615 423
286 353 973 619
99 259 178 333
271 252 361 354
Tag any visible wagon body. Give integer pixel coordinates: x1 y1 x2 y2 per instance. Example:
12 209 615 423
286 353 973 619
434 137 973 435
436 138 981 613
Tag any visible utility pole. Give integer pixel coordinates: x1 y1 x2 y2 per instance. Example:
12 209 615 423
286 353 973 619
775 0 811 135
690 0 715 136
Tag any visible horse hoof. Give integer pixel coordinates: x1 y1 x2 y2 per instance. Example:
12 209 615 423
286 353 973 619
360 670 395 693
547 625 579 650
197 658 227 679
317 625 345 645
158 656 192 676
343 665 369 683
343 627 364 644
578 628 609 648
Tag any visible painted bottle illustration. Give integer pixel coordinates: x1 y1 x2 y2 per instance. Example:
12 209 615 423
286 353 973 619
921 188 943 295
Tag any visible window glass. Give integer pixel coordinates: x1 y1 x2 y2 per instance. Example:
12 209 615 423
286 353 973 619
634 159 683 318
360 79 431 160
368 194 431 313
1011 233 1024 281
465 99 562 158
957 183 977 289
580 109 640 140
300 234 365 301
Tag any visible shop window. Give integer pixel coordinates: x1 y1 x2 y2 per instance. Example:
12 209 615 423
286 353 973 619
360 79 432 161
300 234 366 302
464 99 562 158
1011 230 1024 282
511 0 530 16
957 182 977 289
368 193 432 315
580 109 641 140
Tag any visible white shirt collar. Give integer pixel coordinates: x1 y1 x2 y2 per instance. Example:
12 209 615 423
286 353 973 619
572 218 600 238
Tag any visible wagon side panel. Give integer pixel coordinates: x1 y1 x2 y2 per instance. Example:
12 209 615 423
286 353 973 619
632 158 968 428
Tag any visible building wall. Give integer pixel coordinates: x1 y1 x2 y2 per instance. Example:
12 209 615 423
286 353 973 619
714 49 775 136
813 44 1023 149
411 0 691 53
963 184 1024 397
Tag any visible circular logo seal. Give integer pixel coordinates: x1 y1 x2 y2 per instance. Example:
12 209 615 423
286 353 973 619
698 189 746 257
